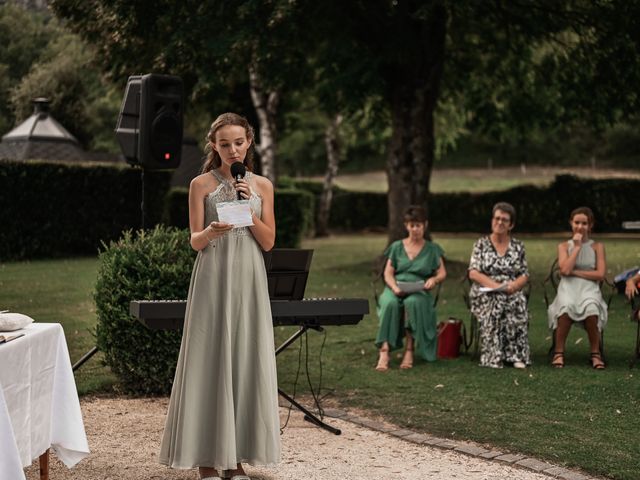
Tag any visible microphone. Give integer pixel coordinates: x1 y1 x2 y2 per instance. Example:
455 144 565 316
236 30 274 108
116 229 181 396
230 162 246 200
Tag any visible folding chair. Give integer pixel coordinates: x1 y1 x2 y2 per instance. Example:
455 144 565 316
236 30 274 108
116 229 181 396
629 296 640 368
461 276 479 359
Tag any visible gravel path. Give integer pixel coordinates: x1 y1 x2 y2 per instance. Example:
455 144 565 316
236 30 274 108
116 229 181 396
22 396 599 480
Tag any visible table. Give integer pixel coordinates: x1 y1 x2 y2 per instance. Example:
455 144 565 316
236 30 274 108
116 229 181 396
0 323 89 479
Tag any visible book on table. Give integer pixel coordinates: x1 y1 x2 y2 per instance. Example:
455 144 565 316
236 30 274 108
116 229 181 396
0 332 25 344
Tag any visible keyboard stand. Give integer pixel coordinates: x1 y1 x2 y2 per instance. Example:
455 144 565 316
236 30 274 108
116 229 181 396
275 325 341 435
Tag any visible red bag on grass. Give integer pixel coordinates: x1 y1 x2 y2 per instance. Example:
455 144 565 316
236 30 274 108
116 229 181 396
437 318 464 359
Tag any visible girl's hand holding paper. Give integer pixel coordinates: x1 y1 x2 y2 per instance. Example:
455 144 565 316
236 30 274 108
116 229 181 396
208 220 234 239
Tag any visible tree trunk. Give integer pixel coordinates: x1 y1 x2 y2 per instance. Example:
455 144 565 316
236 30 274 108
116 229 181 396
386 6 446 243
249 64 279 183
316 113 343 237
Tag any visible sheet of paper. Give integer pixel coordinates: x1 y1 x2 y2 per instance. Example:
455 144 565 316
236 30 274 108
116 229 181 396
216 200 254 228
478 283 508 293
396 280 425 293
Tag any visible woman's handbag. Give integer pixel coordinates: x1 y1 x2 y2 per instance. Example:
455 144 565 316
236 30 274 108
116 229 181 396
437 318 467 359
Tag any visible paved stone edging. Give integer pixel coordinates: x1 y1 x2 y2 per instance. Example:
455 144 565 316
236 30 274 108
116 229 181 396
320 407 601 480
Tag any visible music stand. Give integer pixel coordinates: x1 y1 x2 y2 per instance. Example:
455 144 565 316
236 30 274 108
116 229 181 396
262 248 312 300
264 249 342 435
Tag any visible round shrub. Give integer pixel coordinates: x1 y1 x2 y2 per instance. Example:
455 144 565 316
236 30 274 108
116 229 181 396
94 225 196 395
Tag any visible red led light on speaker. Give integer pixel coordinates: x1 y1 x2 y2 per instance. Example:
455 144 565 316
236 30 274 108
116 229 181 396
164 153 171 160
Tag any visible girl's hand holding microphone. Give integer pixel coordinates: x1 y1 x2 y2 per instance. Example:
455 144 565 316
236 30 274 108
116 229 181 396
234 178 251 200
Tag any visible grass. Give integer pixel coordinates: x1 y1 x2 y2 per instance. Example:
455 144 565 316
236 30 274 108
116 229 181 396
0 257 117 394
279 234 640 480
1 234 639 478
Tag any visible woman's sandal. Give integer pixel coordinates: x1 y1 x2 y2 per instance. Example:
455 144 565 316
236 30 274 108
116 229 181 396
399 348 414 369
375 349 390 371
551 352 564 368
590 352 605 370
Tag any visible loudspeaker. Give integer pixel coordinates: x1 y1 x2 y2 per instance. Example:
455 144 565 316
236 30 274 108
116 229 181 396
115 74 184 170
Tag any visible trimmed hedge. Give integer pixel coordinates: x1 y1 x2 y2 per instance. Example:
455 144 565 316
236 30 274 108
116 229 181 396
289 175 640 233
434 175 640 232
2 159 638 263
163 186 315 248
274 188 315 246
94 226 195 395
0 159 171 260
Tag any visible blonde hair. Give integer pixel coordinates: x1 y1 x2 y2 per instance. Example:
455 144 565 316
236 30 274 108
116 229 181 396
201 112 255 173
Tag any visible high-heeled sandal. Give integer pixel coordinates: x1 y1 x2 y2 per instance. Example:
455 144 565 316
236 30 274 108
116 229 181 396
375 348 390 371
551 351 564 368
399 348 414 369
590 352 605 369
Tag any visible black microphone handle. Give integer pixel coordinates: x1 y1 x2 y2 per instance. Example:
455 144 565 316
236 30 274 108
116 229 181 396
235 174 243 200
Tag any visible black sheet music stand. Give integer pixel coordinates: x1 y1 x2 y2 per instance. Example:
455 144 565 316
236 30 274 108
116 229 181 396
264 249 342 435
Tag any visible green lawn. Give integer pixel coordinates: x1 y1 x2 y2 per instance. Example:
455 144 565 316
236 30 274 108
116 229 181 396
1 234 639 479
0 257 117 394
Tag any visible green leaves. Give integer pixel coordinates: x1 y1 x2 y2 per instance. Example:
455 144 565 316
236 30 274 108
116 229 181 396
94 225 195 395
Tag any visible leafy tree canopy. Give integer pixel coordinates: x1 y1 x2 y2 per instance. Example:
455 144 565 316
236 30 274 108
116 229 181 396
51 0 640 238
0 4 121 151
0 4 57 133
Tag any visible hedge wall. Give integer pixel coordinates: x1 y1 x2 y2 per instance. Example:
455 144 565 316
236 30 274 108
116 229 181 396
0 159 171 260
292 175 640 233
2 159 638 263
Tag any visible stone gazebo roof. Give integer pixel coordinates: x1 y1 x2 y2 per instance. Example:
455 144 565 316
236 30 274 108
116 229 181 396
0 98 85 161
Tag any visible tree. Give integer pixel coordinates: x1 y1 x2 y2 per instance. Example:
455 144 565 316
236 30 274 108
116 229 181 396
50 0 313 181
10 31 121 150
0 4 121 151
300 0 640 241
0 4 56 134
316 113 343 237
51 0 640 241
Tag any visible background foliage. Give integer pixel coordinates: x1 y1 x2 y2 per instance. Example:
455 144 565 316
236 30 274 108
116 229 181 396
0 159 171 260
0 3 120 151
93 226 194 394
3 159 639 261
3 2 640 177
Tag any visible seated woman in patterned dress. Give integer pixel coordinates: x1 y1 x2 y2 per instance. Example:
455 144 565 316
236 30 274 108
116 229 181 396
468 202 531 369
548 207 607 369
375 205 447 371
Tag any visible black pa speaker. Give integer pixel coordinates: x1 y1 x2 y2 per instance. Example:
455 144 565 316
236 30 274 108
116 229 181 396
115 73 184 170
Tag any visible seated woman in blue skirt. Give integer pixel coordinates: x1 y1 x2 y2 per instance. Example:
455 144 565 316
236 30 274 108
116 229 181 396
375 205 446 371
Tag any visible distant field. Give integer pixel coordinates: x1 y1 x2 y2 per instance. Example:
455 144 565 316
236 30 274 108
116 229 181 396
307 166 640 193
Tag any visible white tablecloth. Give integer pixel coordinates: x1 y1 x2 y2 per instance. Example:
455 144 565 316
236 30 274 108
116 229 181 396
0 323 89 479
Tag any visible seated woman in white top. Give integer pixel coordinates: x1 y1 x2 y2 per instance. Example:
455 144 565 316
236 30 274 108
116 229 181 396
547 207 607 369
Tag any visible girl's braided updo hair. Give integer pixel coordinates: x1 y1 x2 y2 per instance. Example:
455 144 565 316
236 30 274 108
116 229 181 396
201 112 255 174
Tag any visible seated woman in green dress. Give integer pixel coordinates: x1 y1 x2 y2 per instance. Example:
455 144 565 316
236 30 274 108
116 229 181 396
375 205 446 371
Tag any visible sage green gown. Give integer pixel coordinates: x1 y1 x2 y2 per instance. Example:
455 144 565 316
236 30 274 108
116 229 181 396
159 170 281 471
375 240 444 361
